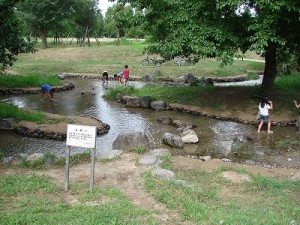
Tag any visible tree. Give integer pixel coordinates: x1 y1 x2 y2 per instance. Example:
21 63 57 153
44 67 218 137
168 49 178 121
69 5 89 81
73 0 100 47
115 0 300 94
104 4 135 43
19 0 75 49
0 0 36 70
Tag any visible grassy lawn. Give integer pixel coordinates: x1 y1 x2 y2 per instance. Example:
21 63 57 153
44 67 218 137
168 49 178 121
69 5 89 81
0 154 299 225
9 38 264 78
144 165 300 225
0 174 156 225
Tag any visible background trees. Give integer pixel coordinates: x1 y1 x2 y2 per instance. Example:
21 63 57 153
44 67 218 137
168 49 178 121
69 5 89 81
115 0 300 94
18 0 75 49
0 0 36 69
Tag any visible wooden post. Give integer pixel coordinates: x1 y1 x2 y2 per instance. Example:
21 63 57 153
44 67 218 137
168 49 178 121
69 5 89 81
90 148 96 192
65 146 71 192
298 115 300 134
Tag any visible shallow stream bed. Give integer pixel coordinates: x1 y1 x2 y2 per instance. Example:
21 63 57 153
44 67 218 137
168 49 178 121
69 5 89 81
0 79 299 168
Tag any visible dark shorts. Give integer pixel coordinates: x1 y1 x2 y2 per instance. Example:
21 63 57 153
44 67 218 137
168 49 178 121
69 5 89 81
259 115 269 122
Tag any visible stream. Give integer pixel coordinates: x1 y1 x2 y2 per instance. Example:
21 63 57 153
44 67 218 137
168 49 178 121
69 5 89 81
0 79 299 168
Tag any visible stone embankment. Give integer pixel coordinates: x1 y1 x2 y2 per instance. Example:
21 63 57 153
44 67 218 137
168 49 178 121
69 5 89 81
0 82 75 95
118 94 297 127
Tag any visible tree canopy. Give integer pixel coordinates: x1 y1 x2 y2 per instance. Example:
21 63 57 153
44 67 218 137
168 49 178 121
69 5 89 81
115 0 300 94
18 0 75 49
0 0 36 69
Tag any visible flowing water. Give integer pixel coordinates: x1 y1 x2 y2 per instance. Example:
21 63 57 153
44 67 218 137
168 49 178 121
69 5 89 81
1 79 299 168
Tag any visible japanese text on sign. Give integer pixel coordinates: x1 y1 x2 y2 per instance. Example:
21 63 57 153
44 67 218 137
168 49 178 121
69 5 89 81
66 124 96 148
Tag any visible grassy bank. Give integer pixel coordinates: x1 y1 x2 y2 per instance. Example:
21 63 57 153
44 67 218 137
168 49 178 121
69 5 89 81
0 154 299 225
0 102 62 123
0 74 63 88
104 72 300 114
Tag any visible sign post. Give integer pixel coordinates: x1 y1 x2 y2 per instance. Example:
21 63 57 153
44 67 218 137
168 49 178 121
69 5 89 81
65 124 96 192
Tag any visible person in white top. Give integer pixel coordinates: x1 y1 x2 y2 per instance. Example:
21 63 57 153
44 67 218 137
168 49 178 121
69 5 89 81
257 97 273 133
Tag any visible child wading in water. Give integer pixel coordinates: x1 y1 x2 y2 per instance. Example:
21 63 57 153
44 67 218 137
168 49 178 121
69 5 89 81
122 65 129 86
257 97 273 133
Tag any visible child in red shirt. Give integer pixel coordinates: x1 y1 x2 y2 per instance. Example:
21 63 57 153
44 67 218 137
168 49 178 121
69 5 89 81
123 65 129 86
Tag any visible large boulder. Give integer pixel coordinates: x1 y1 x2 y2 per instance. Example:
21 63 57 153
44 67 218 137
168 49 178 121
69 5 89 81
112 130 151 151
143 74 155 82
123 96 140 107
158 116 173 125
150 100 166 111
180 129 199 143
139 96 151 108
0 118 15 130
171 119 196 130
162 133 184 148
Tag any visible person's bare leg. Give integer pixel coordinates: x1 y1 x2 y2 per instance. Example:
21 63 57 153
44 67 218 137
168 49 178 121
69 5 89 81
267 121 273 133
257 121 264 132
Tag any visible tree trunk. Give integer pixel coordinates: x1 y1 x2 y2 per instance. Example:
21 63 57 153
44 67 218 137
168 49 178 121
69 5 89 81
261 43 277 97
40 26 48 49
117 29 120 46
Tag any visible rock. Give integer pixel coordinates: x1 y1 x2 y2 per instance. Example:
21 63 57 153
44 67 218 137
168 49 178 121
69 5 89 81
290 171 300 181
221 171 251 183
123 96 140 107
184 73 196 84
143 74 155 82
150 100 166 111
171 119 195 129
139 96 151 108
96 150 123 160
58 74 65 80
0 118 15 130
180 129 199 143
138 155 158 166
151 168 175 180
112 131 151 151
162 133 184 148
158 116 173 125
116 93 123 103
2 156 15 164
199 156 211 161
151 148 171 157
233 135 253 142
222 158 231 163
27 153 44 162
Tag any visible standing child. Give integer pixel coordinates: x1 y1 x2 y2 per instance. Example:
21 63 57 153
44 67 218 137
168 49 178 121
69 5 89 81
122 65 129 86
257 97 273 133
102 71 108 85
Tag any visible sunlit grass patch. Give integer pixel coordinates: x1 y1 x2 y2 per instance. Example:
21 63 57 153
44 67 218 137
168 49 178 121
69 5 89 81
0 174 158 225
143 167 300 224
0 74 63 88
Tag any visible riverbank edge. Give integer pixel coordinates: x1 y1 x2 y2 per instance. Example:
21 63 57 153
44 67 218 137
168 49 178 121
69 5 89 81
0 82 75 95
2 112 110 141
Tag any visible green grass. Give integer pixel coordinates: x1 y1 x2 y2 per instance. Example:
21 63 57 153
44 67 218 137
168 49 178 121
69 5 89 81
143 167 300 225
9 38 265 79
0 102 46 122
18 151 93 170
0 74 63 88
0 174 157 225
0 102 65 123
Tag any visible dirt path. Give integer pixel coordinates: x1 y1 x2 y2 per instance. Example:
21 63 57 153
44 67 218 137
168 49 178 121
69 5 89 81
2 152 298 224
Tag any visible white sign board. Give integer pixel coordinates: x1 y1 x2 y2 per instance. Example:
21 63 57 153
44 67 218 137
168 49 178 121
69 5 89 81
66 124 96 148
